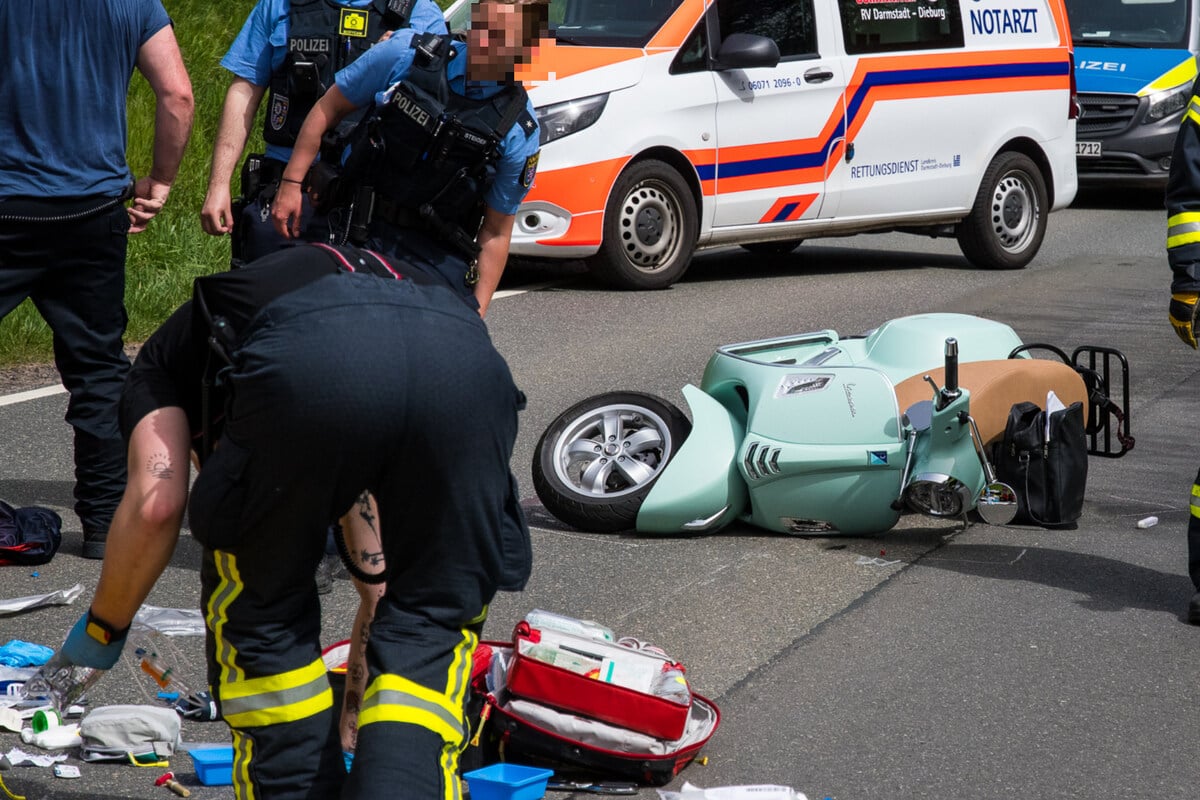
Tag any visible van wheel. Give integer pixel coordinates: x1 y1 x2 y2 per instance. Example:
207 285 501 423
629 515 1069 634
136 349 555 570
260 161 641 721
956 151 1047 270
740 240 803 256
587 160 697 290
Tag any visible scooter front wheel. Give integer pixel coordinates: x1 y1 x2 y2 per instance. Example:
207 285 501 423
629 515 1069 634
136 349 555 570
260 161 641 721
533 392 691 533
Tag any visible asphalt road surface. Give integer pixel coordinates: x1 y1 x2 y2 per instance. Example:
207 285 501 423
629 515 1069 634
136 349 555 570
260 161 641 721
1 186 1195 800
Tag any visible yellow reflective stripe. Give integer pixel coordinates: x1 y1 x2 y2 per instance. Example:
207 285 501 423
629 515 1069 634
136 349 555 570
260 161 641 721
1168 212 1200 248
466 605 489 627
358 673 463 743
1142 58 1199 95
442 746 462 800
444 628 477 714
207 551 245 683
1190 484 1200 497
220 659 333 728
231 730 256 800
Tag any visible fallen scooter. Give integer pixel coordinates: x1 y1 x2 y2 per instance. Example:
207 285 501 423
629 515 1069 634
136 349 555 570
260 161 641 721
533 313 1133 535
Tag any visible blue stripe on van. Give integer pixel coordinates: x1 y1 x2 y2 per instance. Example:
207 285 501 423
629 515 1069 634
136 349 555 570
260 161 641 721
708 61 1068 182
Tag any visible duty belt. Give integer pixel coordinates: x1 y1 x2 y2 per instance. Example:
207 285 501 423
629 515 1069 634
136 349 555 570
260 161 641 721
373 195 423 229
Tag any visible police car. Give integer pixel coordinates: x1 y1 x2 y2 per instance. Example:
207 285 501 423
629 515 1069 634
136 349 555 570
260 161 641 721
1067 0 1198 188
448 0 1079 289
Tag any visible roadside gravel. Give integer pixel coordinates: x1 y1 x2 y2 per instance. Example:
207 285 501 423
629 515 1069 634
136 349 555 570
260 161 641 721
0 344 142 395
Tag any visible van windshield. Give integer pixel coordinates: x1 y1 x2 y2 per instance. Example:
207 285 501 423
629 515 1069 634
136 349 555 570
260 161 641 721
549 0 684 47
1065 0 1193 49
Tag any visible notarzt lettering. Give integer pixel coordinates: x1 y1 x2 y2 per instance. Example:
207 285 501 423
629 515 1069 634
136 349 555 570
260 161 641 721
289 37 332 53
969 8 1038 35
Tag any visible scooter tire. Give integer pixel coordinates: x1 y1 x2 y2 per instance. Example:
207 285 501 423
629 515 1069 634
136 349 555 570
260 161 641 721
532 392 691 533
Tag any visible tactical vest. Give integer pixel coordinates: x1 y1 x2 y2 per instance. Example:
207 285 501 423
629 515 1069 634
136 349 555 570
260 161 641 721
347 33 533 257
264 0 418 147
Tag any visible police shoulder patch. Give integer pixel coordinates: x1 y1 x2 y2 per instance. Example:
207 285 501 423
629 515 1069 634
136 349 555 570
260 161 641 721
521 151 540 188
270 95 290 131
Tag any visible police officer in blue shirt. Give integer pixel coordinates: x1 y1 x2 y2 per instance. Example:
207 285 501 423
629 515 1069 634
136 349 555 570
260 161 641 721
200 0 446 266
272 0 545 316
0 0 193 558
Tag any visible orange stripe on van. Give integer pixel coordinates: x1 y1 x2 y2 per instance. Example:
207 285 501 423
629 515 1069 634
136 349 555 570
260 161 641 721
646 0 709 51
516 42 642 84
525 155 631 213
538 211 604 248
759 194 819 224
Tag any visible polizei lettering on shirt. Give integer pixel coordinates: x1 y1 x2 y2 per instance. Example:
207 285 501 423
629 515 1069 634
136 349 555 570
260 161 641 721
290 37 332 53
969 8 1038 35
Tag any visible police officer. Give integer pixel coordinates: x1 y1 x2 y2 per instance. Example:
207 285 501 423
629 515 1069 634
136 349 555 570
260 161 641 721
272 0 547 316
200 0 447 266
1165 76 1200 625
0 0 193 558
38 243 532 799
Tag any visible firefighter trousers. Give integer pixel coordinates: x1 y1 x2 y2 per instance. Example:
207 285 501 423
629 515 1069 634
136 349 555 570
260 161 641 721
189 273 530 800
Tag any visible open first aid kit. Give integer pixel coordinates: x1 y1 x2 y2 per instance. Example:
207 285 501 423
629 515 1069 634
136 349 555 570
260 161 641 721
467 612 720 786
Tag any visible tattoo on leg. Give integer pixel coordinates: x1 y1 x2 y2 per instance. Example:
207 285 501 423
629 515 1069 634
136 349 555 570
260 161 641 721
359 548 384 566
355 492 377 533
146 452 175 480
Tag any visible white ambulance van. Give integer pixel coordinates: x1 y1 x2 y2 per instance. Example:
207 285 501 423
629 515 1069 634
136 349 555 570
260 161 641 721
449 0 1079 289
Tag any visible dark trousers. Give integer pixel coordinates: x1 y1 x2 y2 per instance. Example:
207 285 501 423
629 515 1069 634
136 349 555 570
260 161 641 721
188 274 530 800
1190 468 1200 592
365 223 479 312
234 161 332 268
0 201 130 533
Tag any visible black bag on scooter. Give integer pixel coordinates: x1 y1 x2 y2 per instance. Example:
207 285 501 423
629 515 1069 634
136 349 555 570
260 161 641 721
993 400 1087 528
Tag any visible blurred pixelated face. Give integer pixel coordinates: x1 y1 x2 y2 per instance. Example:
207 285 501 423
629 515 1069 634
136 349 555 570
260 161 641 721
468 1 543 81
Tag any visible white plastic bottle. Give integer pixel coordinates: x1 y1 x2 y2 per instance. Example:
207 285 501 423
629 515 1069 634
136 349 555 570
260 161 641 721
523 609 615 642
20 722 82 750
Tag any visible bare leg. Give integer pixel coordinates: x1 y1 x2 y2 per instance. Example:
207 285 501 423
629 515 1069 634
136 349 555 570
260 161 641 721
338 490 386 754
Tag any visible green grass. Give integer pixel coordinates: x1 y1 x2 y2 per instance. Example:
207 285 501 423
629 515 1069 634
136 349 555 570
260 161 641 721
0 0 453 367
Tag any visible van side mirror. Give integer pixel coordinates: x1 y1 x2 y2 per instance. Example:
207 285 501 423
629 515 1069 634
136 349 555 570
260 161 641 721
715 33 781 70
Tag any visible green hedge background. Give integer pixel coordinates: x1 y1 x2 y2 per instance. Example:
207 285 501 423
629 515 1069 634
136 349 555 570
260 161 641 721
0 0 453 366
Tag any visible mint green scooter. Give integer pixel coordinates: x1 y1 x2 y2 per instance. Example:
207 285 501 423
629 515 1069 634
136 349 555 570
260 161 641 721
533 313 1132 535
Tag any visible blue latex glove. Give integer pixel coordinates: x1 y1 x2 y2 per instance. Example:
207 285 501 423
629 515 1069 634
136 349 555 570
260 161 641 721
0 640 54 667
59 612 127 670
344 751 354 773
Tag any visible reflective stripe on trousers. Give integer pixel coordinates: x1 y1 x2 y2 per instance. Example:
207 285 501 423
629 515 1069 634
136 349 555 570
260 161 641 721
357 626 479 800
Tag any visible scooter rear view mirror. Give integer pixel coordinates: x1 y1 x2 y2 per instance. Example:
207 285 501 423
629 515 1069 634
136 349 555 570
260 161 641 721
905 400 932 432
976 481 1018 526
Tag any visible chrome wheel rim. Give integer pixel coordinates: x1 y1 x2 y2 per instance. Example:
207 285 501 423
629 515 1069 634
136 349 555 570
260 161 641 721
552 404 674 498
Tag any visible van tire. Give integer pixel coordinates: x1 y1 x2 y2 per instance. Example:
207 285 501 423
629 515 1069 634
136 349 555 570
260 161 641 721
587 160 697 289
956 151 1047 270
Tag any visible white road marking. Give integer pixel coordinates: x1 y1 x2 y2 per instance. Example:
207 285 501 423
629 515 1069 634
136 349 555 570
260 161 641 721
0 280 565 407
0 383 67 407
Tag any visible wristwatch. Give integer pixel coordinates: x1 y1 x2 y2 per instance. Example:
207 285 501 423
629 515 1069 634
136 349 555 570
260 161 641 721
85 608 129 645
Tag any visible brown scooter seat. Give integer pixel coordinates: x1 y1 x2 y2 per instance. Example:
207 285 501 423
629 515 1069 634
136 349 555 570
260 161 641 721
893 359 1088 448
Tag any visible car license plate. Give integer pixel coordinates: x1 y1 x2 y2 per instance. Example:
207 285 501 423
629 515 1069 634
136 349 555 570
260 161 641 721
1076 141 1102 158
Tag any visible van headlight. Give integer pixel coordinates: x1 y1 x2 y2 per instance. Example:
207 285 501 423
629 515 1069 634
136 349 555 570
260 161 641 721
535 93 608 145
1146 81 1192 121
